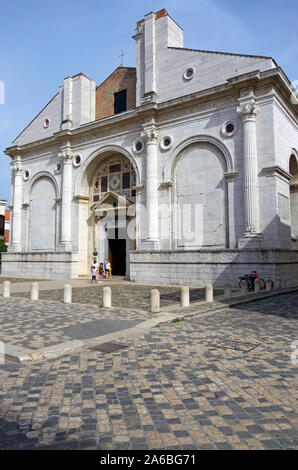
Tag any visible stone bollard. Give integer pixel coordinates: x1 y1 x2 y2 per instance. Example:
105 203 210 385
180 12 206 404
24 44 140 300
275 279 281 290
180 286 190 307
103 287 112 308
64 284 72 303
150 289 160 313
240 283 249 295
3 280 10 298
224 286 232 298
254 279 260 293
31 282 39 301
281 279 288 289
266 278 273 292
205 284 213 302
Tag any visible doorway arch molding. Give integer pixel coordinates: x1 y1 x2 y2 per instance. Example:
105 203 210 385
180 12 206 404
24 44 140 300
74 144 141 198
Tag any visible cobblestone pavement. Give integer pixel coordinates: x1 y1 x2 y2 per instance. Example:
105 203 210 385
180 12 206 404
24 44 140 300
0 292 297 450
13 284 223 310
0 297 155 350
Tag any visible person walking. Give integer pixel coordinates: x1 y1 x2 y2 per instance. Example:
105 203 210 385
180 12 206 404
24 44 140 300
90 259 98 285
105 258 112 280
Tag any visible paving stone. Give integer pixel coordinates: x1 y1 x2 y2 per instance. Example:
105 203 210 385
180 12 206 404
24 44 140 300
0 289 297 450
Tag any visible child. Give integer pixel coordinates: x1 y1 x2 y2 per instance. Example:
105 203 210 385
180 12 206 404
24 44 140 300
90 259 98 284
99 263 104 282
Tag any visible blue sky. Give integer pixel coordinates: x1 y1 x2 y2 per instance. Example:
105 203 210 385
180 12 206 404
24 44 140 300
0 0 297 203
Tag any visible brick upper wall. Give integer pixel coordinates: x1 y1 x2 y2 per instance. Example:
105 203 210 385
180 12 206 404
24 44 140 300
95 66 136 120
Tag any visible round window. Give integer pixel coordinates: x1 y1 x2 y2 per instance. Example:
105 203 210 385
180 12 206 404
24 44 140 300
43 118 50 128
23 170 30 181
221 120 237 137
160 135 173 151
73 154 82 167
226 123 235 134
133 139 144 154
183 67 195 80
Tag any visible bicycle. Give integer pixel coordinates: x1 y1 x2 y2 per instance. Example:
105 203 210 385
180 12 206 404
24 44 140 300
238 274 266 291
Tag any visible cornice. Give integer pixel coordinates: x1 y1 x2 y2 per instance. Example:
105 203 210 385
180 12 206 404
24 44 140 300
260 165 292 182
4 67 296 157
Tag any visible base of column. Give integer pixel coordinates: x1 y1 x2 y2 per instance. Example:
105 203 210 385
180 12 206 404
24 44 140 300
140 239 160 251
238 232 264 249
58 241 72 252
8 244 21 253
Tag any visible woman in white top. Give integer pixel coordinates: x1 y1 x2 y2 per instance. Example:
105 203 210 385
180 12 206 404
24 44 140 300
105 258 112 279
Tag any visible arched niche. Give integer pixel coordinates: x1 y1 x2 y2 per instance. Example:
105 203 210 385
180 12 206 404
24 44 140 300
172 141 229 248
289 151 298 240
29 176 57 251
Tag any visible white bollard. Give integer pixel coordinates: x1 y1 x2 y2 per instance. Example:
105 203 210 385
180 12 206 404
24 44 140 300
266 278 273 292
103 286 112 308
31 282 39 301
180 286 190 307
205 284 213 302
150 289 160 313
240 283 249 295
224 286 232 298
254 279 260 293
3 280 10 298
275 279 281 290
64 284 72 303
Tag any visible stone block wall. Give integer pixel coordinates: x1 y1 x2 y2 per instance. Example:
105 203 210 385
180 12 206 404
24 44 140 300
129 249 298 286
1 252 79 279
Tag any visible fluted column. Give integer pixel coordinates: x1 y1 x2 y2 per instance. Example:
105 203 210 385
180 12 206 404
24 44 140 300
141 124 159 249
10 156 23 252
60 147 72 251
237 98 263 248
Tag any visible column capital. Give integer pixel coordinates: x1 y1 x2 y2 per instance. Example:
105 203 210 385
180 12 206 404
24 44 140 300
237 102 259 119
59 149 73 163
141 124 158 144
11 156 23 174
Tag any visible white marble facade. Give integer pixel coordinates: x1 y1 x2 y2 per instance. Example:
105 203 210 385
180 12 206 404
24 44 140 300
2 9 298 285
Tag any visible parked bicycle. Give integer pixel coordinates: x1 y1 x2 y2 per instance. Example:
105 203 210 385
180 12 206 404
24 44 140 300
239 271 266 291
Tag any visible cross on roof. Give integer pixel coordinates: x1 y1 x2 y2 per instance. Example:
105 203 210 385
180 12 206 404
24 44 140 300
119 49 126 66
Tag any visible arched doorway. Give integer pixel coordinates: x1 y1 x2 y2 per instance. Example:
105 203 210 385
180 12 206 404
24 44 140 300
90 154 137 276
289 152 298 242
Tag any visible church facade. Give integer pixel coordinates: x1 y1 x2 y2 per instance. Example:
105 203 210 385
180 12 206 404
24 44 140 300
2 9 298 286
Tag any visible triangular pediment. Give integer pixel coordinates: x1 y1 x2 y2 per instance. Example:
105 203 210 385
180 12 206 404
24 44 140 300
91 191 132 215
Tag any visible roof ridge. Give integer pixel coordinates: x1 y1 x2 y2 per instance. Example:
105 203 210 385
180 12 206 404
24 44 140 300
168 46 274 61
